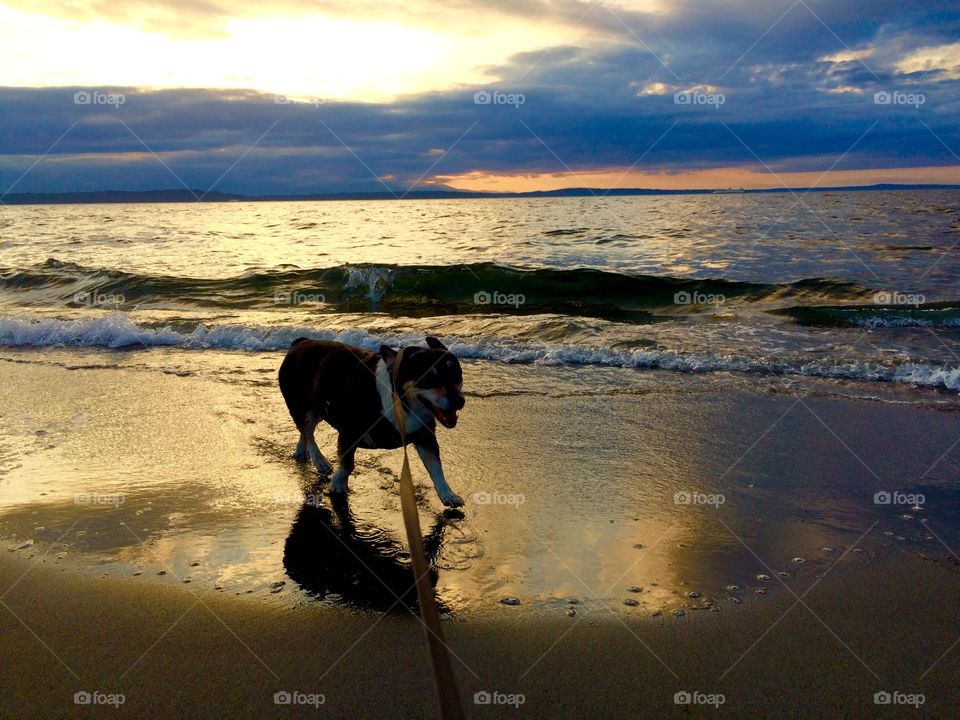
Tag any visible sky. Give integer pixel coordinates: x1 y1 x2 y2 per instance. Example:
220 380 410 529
0 0 959 195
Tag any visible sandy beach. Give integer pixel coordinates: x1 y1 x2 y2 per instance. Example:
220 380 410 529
2 537 959 718
1 347 959 717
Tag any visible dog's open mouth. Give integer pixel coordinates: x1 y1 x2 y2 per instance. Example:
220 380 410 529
423 399 458 428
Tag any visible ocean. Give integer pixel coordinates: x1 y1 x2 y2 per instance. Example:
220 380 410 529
1 191 959 616
1 191 958 391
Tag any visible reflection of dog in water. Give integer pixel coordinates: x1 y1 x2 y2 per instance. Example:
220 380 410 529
283 497 450 612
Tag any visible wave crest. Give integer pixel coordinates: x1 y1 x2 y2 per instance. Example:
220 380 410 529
2 313 957 391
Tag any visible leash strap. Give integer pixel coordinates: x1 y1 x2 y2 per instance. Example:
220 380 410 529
391 348 465 720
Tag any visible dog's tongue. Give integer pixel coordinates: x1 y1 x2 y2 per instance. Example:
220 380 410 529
436 408 458 428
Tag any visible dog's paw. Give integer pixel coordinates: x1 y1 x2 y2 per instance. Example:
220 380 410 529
439 491 464 508
329 470 349 494
293 441 309 462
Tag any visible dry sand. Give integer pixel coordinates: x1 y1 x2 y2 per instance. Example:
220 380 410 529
2 548 959 718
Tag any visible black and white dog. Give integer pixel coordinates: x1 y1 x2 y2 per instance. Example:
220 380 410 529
278 337 466 507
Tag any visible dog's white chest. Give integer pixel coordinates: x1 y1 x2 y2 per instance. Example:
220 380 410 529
375 359 431 436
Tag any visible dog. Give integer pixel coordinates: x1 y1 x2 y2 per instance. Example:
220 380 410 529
278 336 466 507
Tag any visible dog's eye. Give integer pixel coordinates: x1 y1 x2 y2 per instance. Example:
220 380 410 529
429 367 439 376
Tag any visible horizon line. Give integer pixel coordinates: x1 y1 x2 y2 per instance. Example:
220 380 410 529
3 183 960 206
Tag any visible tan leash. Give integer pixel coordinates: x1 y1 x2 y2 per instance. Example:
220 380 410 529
391 348 465 720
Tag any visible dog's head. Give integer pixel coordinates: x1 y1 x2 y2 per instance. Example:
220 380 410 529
380 337 464 429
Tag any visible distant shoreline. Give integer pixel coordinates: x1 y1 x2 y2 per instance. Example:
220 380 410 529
2 183 959 205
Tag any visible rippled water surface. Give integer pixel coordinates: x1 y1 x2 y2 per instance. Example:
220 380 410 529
1 192 959 616
1 191 958 390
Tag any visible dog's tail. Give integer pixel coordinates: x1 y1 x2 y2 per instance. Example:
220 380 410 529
289 337 310 347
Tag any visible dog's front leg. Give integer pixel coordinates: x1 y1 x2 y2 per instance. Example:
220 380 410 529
330 435 356 494
414 436 464 508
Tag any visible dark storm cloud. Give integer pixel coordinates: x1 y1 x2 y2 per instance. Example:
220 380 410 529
1 0 959 194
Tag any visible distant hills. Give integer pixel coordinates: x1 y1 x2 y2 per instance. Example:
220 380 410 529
2 184 958 205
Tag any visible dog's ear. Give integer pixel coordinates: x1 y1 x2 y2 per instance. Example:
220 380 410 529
425 336 447 351
380 344 397 367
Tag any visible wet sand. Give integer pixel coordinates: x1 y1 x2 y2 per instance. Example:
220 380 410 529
1 347 959 716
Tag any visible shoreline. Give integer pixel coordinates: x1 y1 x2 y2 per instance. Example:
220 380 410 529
2 352 959 617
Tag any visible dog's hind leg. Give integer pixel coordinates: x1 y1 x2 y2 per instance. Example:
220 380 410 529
303 410 334 477
293 430 309 462
329 435 357 495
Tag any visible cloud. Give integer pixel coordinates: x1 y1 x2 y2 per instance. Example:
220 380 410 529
1 0 959 194
1 0 632 39
896 43 960 80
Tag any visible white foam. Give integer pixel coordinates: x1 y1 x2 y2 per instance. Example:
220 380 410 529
344 266 392 303
851 316 960 329
1 313 958 391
